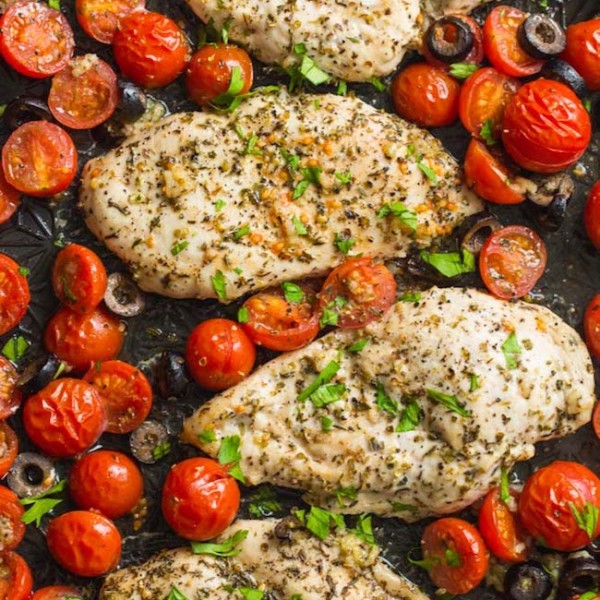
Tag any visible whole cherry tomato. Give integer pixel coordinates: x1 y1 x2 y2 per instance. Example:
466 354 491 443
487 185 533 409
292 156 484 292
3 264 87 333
0 356 22 419
562 19 600 91
0 422 18 478
423 15 484 69
76 0 145 44
32 586 83 600
0 253 30 336
0 552 33 600
584 181 600 249
584 293 600 361
0 169 20 226
0 486 25 552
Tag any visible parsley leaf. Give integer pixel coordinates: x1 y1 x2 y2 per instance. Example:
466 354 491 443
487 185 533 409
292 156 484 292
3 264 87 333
347 338 369 353
239 589 264 600
48 0 60 10
469 373 480 392
152 441 171 461
298 360 341 402
290 44 330 87
406 145 439 184
370 76 386 92
217 435 245 483
280 148 300 172
500 466 511 504
376 381 398 416
238 306 250 323
426 388 471 418
502 332 522 370
170 240 189 256
420 249 475 278
18 266 29 277
282 282 304 303
165 586 188 600
212 66 245 108
480 119 497 146
579 591 599 600
198 429 217 444
335 170 352 185
292 215 307 235
214 198 226 212
391 501 418 513
321 416 334 431
211 270 228 301
191 529 248 556
248 485 281 518
569 501 599 539
335 486 358 507
337 80 347 96
309 383 346 408
233 225 251 240
1 335 29 362
449 62 479 79
400 292 422 303
320 303 339 328
292 166 322 200
352 514 376 545
20 480 67 526
295 506 345 540
335 232 355 254
377 202 417 231
396 398 421 432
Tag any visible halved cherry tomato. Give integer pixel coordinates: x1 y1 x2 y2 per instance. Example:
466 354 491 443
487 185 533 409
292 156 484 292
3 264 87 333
318 257 397 329
584 181 600 249
0 486 25 552
23 378 106 458
479 225 547 300
48 55 119 129
32 586 83 600
0 423 18 479
593 402 600 439
0 356 22 419
46 510 121 577
421 517 489 595
162 457 240 541
185 318 256 391
519 461 600 552
76 0 145 44
44 306 124 372
2 121 77 197
0 253 30 336
0 170 20 226
0 552 33 600
83 360 152 433
112 10 191 89
562 19 600 91
0 1 74 78
483 6 544 77
423 15 484 69
584 293 600 361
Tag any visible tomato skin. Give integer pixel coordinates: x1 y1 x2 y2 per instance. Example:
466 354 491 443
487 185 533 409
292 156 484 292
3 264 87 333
519 461 600 552
584 293 600 361
0 169 20 226
584 182 600 249
185 318 256 391
162 457 240 541
0 485 25 552
562 19 600 91
391 63 460 128
76 0 145 44
593 402 600 440
0 356 22 420
32 586 82 600
423 15 484 69
0 253 29 336
0 551 33 600
46 510 122 577
0 423 18 479
23 378 106 458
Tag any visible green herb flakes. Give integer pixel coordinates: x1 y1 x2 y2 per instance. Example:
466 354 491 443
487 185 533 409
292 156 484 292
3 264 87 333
1 335 29 362
198 429 217 444
400 292 422 303
321 416 334 432
237 306 250 323
377 202 417 231
165 587 188 600
390 501 418 513
217 435 245 483
396 398 421 433
352 514 376 545
295 506 345 540
500 466 511 504
335 232 355 254
426 388 471 418
292 167 322 200
233 225 251 240
480 119 497 146
309 383 346 408
449 62 478 79
211 270 228 301
370 76 386 92
297 360 340 402
282 282 304 303
376 381 398 416
248 485 281 518
570 501 599 539
20 480 67 527
170 240 189 256
292 216 308 236
18 266 29 277
469 373 480 392
239 589 264 600
152 441 171 461
335 486 358 507
502 332 522 370
191 529 248 557
347 338 369 353
420 249 475 278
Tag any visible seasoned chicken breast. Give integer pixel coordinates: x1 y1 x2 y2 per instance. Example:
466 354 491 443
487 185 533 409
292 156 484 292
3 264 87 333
99 519 427 600
183 287 595 519
79 90 482 301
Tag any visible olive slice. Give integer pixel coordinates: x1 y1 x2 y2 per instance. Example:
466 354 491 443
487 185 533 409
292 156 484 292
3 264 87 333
116 79 147 124
17 354 63 397
2 96 53 131
104 272 146 318
540 59 588 97
504 561 552 600
517 14 566 60
7 453 58 498
155 351 188 400
424 16 475 64
557 556 600 600
130 420 169 464
458 212 502 256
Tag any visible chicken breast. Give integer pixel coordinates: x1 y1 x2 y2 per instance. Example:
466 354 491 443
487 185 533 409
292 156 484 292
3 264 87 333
183 287 595 519
79 89 482 301
99 519 427 600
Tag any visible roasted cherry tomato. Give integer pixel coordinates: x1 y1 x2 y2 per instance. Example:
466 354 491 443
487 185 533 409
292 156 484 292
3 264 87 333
584 181 600 249
0 552 33 600
44 306 124 372
48 55 119 129
32 586 83 600
502 79 592 174
318 257 397 329
83 360 152 433
584 293 600 361
51 244 108 314
479 225 547 300
0 170 20 226
0 1 74 78
0 253 29 336
391 63 460 128
112 10 191 89
0 356 22 419
46 510 121 577
0 423 18 479
162 457 240 541
562 19 600 91
0 486 25 552
519 461 600 552
69 450 143 519
483 6 544 77
421 517 489 595
75 0 145 44
23 378 106 458
186 318 256 391
186 43 253 107
593 402 600 440
423 15 484 68
2 121 77 197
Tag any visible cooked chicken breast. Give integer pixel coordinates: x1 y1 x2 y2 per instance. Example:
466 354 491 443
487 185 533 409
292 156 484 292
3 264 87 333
183 287 595 519
79 90 482 301
99 519 427 600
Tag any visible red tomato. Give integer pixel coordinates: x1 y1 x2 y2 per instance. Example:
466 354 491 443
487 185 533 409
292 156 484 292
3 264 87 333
186 318 256 391
2 121 77 197
0 1 74 78
69 450 143 519
0 423 18 478
584 293 600 361
46 511 121 577
0 170 20 226
318 257 397 329
44 306 124 372
162 457 240 541
519 461 600 551
421 517 489 595
0 356 22 419
562 19 600 91
32 586 83 600
48 55 119 129
0 486 25 552
423 15 484 68
0 552 33 600
0 253 30 336
479 225 547 300
112 11 191 89
51 244 108 314
593 402 600 440
83 360 152 434
502 79 592 174
391 63 460 128
76 0 145 44
584 181 600 249
483 6 544 77
23 378 106 458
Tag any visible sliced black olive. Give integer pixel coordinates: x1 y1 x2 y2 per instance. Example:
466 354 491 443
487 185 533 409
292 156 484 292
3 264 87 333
7 453 57 498
424 16 474 64
526 172 574 232
104 272 145 318
457 212 502 256
274 515 303 541
504 561 552 600
540 59 588 97
130 420 169 464
2 96 53 131
517 14 566 60
155 351 188 400
17 354 63 397
529 195 568 233
116 79 147 123
587 536 600 560
557 556 600 600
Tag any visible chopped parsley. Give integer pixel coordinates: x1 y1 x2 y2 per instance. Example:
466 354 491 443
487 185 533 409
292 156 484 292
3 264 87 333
191 529 248 557
370 76 386 92
248 485 281 518
320 303 339 328
480 119 497 146
1 335 29 362
165 587 188 600
569 501 599 539
287 43 330 90
334 232 355 254
400 291 422 303
390 501 418 513
335 170 352 185
280 148 300 172
396 398 421 432
352 514 376 545
198 429 217 444
469 373 480 392
282 282 304 303
211 270 228 301
297 360 340 402
239 589 264 600
152 441 171 461
377 201 417 231
502 332 522 370
500 466 511 504
426 388 471 418
18 266 29 277
237 306 250 323
449 62 479 79
321 416 334 431
233 225 251 240
347 338 369 353
292 215 308 235
337 80 347 96
406 143 439 184
294 506 345 540
335 486 358 507
170 240 189 256
292 166 322 200
212 66 245 108
420 249 475 278
376 381 398 416
48 0 60 9
309 383 346 408
20 480 67 527
217 435 245 483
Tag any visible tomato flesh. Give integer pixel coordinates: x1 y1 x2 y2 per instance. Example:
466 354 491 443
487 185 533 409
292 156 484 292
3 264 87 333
0 486 25 552
32 586 83 600
562 19 600 91
76 0 145 44
0 170 20 226
0 552 33 600
0 356 22 420
584 293 600 361
0 253 30 336
584 181 600 249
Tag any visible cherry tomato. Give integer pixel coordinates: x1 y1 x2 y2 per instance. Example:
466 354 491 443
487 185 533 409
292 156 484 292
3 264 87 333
0 1 74 78
186 318 256 391
593 402 600 440
464 139 526 205
76 0 145 44
423 15 484 69
421 517 489 595
502 79 592 174
162 457 240 541
32 586 83 600
48 55 119 129
69 450 143 519
46 510 121 577
44 306 124 372
112 10 191 89
23 378 106 458
391 63 460 128
483 6 544 77
584 293 600 361
318 257 397 329
0 356 22 419
562 19 600 91
0 486 25 552
2 121 77 197
519 461 600 551
0 423 18 478
83 360 152 434
0 170 20 226
51 244 108 314
0 552 33 600
0 253 29 336
479 225 547 300
584 181 600 249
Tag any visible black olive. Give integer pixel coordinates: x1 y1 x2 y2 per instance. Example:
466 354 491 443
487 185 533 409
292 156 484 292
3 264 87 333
540 59 588 97
130 420 169 464
587 536 600 560
155 351 188 400
504 561 552 600
517 14 566 60
424 16 475 64
529 195 568 232
2 96 53 131
526 172 574 232
7 453 58 498
457 211 502 256
557 556 600 600
116 79 147 124
17 354 63 397
104 272 145 317
273 515 303 541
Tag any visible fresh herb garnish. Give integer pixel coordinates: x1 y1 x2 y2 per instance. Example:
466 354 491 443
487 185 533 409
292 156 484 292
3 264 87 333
400 291 422 303
198 429 217 444
321 416 334 431
292 216 308 236
191 529 248 556
165 587 188 600
469 373 480 392
320 303 339 328
569 501 599 539
347 338 369 353
480 119 497 146
294 506 345 540
170 240 189 256
237 306 250 323
211 270 228 301
420 249 475 278
502 332 522 370
352 513 376 545
1 335 29 362
217 435 245 483
406 144 439 184
18 266 29 277
309 383 346 408
152 441 171 461
396 398 421 432
500 466 511 504
336 80 347 96
48 0 60 10
292 166 322 200
335 232 355 255
377 202 417 231
239 589 264 600
335 170 352 185
248 485 281 518
391 501 418 513
376 381 398 416
212 66 244 108
20 480 67 526
233 225 251 240
298 361 341 402
426 388 471 418
282 282 304 303
335 486 358 507
287 43 330 90
370 76 386 92
280 148 300 172
449 62 478 79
